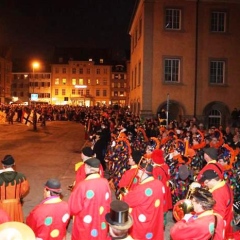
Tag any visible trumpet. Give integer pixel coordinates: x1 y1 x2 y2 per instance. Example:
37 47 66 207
173 182 201 221
116 156 146 199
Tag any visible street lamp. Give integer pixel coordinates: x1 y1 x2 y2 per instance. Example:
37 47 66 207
32 61 40 94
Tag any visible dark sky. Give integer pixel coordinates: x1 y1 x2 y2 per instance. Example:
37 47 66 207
0 0 136 61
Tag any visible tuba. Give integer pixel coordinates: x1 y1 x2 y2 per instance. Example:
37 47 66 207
173 182 201 221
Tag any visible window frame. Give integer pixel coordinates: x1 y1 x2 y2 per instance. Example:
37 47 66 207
163 57 181 83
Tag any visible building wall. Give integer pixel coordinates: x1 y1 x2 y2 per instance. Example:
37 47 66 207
51 60 112 106
129 0 240 127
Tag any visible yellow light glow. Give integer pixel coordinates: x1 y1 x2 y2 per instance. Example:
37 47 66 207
32 62 40 69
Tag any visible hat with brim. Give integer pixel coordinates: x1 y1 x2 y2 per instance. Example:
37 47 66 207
105 200 133 230
0 221 35 240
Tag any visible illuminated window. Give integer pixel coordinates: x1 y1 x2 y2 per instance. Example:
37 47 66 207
211 11 226 32
79 79 84 85
164 58 180 82
72 79 76 85
120 91 124 96
165 9 181 30
62 79 67 85
210 60 225 84
55 78 59 85
87 79 91 85
96 79 100 85
100 59 104 64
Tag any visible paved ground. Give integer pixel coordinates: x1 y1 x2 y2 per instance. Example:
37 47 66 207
0 120 174 239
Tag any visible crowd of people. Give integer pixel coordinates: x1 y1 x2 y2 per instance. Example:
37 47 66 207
0 104 240 239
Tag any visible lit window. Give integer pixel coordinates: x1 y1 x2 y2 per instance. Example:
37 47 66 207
87 79 91 85
55 78 59 85
100 59 104 64
164 58 180 82
210 60 225 84
211 11 226 32
72 79 76 85
165 9 181 30
79 79 84 85
62 79 67 85
96 79 100 85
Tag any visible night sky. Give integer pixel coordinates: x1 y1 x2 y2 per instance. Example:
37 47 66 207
0 0 136 61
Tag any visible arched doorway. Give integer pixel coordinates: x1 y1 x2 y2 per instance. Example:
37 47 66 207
157 100 185 124
203 101 230 128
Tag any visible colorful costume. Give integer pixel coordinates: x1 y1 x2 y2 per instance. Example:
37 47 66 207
68 173 111 240
123 177 164 240
170 210 224 240
0 208 10 224
0 169 29 222
26 196 70 239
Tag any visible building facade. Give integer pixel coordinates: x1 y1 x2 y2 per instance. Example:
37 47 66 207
110 62 129 106
129 0 240 127
12 72 51 104
0 57 12 104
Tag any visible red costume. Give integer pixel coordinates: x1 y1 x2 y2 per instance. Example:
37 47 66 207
123 177 164 240
170 210 224 240
75 162 104 184
152 164 172 211
209 180 234 237
26 196 70 240
68 173 111 240
197 160 224 181
118 165 139 191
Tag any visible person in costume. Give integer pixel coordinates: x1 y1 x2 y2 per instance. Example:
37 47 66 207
68 157 111 240
151 149 172 226
122 162 165 240
198 169 234 238
105 200 133 240
26 178 70 240
118 150 142 192
170 187 224 240
0 155 30 222
196 147 224 181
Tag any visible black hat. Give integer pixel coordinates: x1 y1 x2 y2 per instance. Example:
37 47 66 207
203 147 218 160
1 155 15 166
199 170 219 183
131 150 142 164
85 157 100 168
45 178 62 193
139 162 153 175
105 200 133 230
81 147 94 157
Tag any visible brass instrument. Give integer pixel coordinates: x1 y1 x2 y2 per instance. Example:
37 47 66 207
173 182 201 221
116 156 146 199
